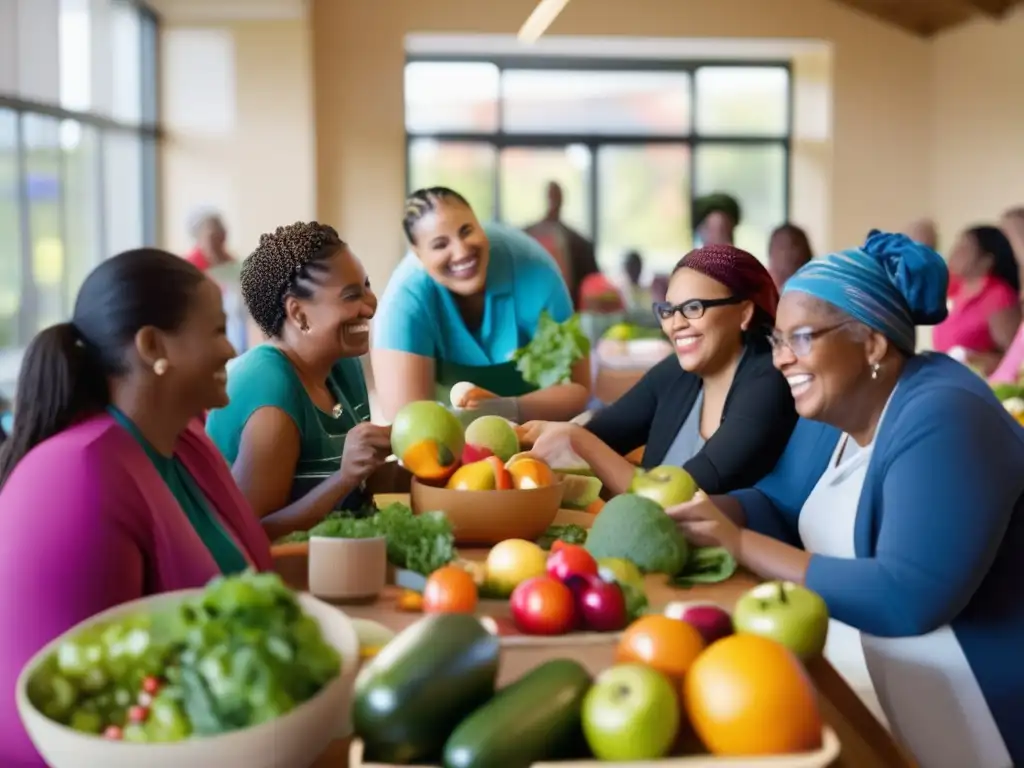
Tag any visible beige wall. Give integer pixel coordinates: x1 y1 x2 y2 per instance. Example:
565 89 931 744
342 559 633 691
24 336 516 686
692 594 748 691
311 0 932 293
159 18 316 258
931 6 1024 248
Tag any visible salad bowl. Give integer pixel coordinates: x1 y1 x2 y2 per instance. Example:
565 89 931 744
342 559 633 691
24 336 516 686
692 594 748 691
16 588 360 768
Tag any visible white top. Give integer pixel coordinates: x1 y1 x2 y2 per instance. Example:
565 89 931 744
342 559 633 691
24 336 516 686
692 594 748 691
797 401 1012 768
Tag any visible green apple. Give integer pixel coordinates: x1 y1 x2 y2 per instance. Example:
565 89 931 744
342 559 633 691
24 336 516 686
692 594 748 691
465 415 520 462
597 557 645 591
629 465 698 509
732 580 829 658
581 663 680 761
390 401 465 480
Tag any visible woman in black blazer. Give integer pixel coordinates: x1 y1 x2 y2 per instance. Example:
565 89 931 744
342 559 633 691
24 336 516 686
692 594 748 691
526 244 797 496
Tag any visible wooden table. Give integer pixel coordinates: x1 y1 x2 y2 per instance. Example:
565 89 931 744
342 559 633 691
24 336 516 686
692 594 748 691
277 497 916 768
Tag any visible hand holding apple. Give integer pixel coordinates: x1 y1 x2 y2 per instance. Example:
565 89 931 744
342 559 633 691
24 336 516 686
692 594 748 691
732 581 829 659
665 492 741 555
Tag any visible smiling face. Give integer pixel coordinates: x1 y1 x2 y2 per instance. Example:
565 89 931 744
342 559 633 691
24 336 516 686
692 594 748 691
409 198 490 297
660 267 753 376
771 292 888 422
158 277 237 411
287 246 377 358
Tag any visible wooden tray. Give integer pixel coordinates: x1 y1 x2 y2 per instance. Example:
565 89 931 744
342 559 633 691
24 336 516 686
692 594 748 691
349 729 841 767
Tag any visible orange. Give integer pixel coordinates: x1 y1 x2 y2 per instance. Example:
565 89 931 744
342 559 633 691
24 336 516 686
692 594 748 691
402 440 458 482
616 614 705 681
584 498 605 515
507 457 555 490
683 634 823 756
422 565 479 614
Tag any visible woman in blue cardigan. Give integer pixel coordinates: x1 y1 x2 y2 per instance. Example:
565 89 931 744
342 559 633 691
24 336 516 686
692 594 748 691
669 231 1024 768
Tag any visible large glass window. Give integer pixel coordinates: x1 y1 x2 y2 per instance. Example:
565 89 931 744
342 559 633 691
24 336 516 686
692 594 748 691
405 60 790 274
0 0 158 349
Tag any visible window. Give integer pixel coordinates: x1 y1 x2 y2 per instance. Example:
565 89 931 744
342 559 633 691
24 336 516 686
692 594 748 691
0 0 158 349
405 59 790 276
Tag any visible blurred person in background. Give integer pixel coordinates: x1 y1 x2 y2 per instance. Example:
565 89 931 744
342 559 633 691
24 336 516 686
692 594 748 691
372 187 591 424
693 192 741 247
185 208 249 354
620 250 652 311
525 181 600 308
905 217 939 250
933 225 1021 375
767 222 814 289
987 208 1024 383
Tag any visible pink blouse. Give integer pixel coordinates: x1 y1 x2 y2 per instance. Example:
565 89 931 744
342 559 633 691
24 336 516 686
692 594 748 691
933 275 1017 355
0 415 273 766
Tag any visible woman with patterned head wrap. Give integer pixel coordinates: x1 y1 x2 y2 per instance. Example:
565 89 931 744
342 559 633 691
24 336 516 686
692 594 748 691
665 230 1024 768
524 244 798 496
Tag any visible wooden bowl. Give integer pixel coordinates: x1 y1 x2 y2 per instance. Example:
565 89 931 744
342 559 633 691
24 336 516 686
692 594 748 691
410 478 564 545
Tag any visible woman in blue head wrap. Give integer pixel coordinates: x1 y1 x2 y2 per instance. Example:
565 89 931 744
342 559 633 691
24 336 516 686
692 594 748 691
664 231 1024 768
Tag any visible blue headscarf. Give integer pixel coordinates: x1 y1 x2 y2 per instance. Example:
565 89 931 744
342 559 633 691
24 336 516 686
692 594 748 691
782 229 949 354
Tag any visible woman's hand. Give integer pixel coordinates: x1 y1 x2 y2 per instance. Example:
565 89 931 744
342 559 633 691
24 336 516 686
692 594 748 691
666 492 742 556
525 422 580 458
339 423 393 486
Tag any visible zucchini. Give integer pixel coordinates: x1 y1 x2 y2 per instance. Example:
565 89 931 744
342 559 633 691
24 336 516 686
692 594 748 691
352 614 499 764
443 659 592 768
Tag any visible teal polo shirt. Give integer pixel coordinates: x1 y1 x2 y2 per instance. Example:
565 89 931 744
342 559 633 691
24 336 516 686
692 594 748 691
374 222 574 368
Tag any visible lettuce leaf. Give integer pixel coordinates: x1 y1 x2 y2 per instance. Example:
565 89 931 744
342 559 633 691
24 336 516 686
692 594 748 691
512 312 591 389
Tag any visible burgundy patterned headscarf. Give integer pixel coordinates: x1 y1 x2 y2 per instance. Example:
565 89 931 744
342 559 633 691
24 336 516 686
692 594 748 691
674 244 780 322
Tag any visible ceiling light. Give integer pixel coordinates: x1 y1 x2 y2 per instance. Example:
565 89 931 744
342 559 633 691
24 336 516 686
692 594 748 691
517 0 571 44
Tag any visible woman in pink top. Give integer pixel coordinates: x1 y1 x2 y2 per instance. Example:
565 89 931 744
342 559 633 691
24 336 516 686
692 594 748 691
0 249 273 766
933 226 1021 375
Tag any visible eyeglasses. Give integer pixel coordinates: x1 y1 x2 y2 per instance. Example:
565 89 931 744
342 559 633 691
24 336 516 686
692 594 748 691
767 321 853 358
652 296 743 322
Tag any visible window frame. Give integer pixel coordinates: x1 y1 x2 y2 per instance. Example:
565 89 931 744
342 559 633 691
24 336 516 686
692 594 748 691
0 0 160 349
404 54 794 262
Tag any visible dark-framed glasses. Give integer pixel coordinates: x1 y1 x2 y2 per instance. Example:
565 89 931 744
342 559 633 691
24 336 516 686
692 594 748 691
653 296 743 321
767 321 853 358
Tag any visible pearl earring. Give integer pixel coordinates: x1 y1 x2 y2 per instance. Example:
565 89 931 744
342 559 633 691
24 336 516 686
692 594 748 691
871 362 881 380
153 358 169 376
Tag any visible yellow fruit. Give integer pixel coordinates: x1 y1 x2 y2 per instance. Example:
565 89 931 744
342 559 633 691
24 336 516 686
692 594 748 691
485 539 548 596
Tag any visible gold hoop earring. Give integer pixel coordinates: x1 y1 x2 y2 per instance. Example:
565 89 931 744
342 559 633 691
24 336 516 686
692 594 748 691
154 358 169 376
870 362 881 380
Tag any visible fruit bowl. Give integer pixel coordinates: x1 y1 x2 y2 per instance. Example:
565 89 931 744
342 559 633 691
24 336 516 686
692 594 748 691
16 590 361 768
410 477 564 545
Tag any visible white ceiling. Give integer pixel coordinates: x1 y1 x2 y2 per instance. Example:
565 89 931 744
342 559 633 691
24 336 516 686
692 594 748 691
146 0 307 22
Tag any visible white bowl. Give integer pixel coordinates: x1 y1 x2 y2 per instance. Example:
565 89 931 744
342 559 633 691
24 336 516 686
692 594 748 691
16 589 360 768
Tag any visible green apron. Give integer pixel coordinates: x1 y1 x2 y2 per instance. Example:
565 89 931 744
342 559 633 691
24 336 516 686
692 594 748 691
434 359 538 405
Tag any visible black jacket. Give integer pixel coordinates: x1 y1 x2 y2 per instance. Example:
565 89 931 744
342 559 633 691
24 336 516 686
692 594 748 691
586 342 798 495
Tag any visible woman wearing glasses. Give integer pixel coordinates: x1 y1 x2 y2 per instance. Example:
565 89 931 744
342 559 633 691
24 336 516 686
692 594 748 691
526 244 797 495
668 232 1024 768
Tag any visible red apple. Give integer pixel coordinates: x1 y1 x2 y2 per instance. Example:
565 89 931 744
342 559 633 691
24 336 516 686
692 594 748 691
547 544 599 582
461 444 495 465
664 600 734 645
510 576 577 635
576 575 628 632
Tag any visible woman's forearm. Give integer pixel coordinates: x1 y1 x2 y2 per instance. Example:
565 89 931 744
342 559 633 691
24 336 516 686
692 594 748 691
737 528 812 583
569 427 638 495
258 472 360 541
518 383 590 422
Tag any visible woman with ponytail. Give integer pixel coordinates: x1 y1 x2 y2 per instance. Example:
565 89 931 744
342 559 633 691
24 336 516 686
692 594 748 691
0 249 272 767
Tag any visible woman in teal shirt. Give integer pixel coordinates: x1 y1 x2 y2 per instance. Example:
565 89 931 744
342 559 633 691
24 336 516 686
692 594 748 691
371 187 592 423
206 222 392 540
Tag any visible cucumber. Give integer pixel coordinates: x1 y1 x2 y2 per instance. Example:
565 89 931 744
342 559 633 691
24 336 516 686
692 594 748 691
442 659 592 768
353 614 500 764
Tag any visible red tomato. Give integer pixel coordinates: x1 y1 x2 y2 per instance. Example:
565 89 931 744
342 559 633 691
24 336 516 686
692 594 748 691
509 576 577 635
547 544 598 582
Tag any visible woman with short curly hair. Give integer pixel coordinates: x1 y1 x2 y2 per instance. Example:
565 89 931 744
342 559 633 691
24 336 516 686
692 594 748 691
206 222 392 539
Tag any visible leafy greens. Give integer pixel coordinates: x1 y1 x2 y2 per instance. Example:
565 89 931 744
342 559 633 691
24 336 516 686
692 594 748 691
512 311 591 389
275 502 456 577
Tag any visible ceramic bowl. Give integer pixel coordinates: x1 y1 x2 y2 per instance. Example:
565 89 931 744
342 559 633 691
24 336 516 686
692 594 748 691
410 478 564 545
308 535 388 600
16 590 360 768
